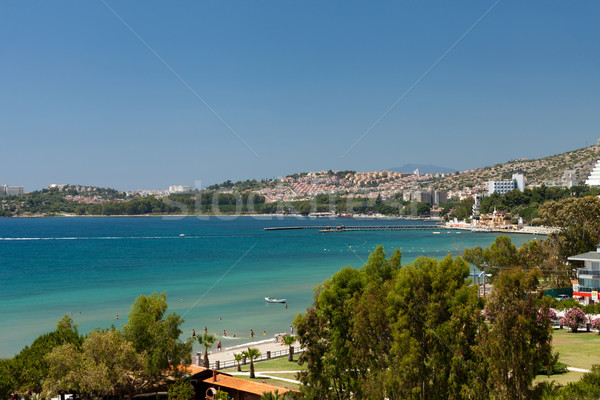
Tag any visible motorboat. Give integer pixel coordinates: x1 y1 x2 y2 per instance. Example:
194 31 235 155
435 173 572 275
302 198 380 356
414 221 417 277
265 297 286 303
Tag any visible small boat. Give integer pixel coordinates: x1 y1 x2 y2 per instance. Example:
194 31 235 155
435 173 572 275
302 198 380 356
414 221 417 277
179 233 186 237
265 297 286 303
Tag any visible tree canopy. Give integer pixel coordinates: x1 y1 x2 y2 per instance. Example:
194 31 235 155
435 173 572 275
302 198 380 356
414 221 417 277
295 244 556 400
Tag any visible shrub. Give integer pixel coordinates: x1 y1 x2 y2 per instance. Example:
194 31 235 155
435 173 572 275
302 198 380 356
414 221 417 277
538 308 557 323
563 307 588 332
592 318 600 334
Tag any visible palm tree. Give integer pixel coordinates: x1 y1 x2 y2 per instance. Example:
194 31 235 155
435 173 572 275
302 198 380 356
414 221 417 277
233 353 243 372
196 333 216 367
261 390 281 400
242 347 261 378
282 335 296 362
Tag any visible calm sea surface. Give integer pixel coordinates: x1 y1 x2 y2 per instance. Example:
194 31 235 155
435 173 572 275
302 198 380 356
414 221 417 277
0 216 536 357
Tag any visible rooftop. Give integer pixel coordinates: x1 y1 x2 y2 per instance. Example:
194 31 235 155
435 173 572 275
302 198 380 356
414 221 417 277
202 373 293 396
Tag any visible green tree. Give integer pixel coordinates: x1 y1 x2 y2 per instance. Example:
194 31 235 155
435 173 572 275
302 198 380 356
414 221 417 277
44 329 150 400
83 329 149 399
234 353 243 372
482 268 555 399
43 343 90 397
384 255 486 400
123 293 191 377
539 196 600 261
242 348 261 379
481 235 519 279
10 315 82 393
168 378 194 400
195 333 217 368
282 335 296 362
0 359 16 400
295 246 403 400
296 247 491 400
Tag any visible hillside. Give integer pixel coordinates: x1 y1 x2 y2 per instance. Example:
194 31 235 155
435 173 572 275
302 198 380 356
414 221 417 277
432 144 600 191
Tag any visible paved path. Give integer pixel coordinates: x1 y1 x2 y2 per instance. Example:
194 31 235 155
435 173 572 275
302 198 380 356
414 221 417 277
230 372 301 385
193 338 301 367
567 367 591 373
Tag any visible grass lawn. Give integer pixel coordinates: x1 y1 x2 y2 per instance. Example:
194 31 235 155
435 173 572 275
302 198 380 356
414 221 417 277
534 328 600 385
221 355 306 373
534 371 586 386
552 329 600 370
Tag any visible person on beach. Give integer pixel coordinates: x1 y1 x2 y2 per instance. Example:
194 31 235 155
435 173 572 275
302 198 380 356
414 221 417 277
217 341 222 351
223 330 227 337
263 330 266 336
116 314 119 320
204 326 207 334
192 329 195 337
290 325 293 334
250 329 254 338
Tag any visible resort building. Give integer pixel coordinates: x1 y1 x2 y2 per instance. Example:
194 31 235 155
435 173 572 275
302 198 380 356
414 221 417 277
568 245 600 305
0 185 25 196
189 368 296 400
487 174 525 195
585 160 600 187
403 190 448 206
474 208 512 229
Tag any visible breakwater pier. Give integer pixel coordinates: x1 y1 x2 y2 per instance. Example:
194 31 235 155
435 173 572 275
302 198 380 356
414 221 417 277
265 225 443 232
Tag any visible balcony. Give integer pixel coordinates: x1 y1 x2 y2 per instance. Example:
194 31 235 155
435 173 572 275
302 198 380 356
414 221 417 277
576 286 600 293
577 269 600 279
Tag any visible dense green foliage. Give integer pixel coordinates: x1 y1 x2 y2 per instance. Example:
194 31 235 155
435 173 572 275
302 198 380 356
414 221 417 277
539 196 600 262
0 294 189 400
294 245 557 400
167 377 194 400
123 292 192 376
6 315 83 394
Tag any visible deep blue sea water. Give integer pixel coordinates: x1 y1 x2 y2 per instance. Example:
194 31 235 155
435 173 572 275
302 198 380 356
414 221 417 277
0 216 536 357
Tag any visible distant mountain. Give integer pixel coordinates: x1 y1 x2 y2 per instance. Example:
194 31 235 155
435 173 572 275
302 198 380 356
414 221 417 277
388 164 457 174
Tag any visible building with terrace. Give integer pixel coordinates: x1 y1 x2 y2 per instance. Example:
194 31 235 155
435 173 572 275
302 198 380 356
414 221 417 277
568 245 600 305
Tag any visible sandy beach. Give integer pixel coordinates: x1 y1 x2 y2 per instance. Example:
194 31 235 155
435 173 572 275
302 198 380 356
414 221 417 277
191 337 301 369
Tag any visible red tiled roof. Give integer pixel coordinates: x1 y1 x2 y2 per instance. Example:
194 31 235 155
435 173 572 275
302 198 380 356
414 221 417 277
202 373 292 396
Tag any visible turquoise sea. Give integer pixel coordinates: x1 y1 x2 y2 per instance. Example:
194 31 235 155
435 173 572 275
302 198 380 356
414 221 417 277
0 217 536 358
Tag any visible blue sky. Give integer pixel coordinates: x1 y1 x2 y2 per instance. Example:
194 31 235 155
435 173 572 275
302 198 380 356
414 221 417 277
2 1 599 190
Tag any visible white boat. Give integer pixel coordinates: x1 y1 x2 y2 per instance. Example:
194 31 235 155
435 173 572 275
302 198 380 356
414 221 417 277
265 297 286 303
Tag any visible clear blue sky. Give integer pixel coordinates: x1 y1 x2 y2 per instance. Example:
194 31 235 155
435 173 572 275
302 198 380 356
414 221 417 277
2 1 599 190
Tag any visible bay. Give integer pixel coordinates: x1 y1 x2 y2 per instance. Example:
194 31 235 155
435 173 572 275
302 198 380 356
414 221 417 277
0 216 536 357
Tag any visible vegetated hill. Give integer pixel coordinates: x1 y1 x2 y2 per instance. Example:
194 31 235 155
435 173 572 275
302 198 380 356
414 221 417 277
432 144 600 191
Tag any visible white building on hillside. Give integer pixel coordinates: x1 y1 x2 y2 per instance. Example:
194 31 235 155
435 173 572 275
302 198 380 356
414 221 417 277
487 174 525 195
169 185 193 193
0 186 25 195
585 160 600 187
